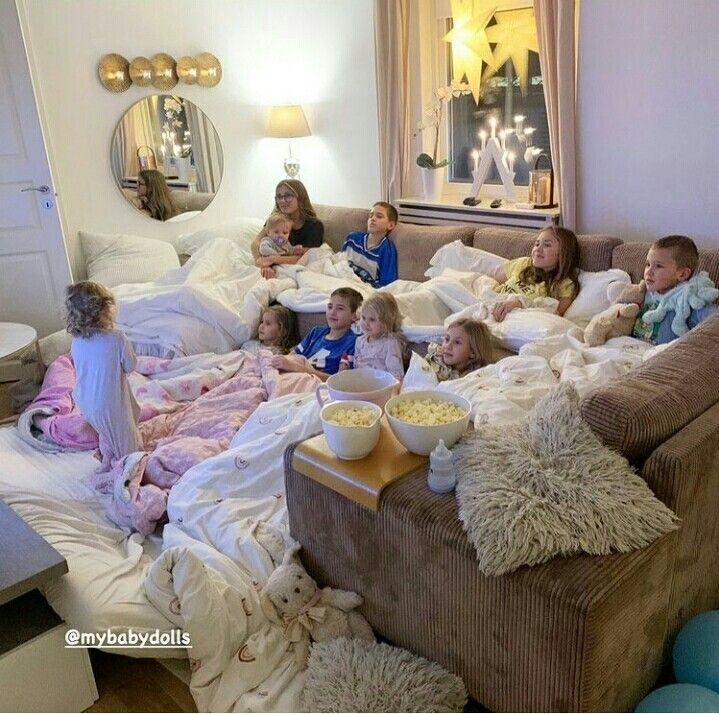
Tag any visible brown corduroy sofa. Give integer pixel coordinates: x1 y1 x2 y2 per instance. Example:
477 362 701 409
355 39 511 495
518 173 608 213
285 230 719 712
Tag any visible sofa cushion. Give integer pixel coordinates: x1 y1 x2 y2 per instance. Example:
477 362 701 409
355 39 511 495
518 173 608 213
581 312 719 465
473 226 621 272
612 242 719 286
314 204 369 252
393 223 476 282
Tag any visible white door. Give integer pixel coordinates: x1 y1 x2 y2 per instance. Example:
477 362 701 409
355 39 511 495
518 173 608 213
0 1 72 339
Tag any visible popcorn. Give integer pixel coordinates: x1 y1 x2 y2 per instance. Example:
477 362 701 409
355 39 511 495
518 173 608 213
387 398 466 426
325 407 377 427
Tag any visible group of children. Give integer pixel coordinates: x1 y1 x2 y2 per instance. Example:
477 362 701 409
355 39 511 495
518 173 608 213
64 218 716 471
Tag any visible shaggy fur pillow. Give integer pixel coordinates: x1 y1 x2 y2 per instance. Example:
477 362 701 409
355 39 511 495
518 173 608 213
453 382 678 576
302 638 467 713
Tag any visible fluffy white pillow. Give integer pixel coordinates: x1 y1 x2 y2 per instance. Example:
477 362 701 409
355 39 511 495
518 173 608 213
80 232 180 288
425 240 504 279
564 268 631 327
177 216 265 255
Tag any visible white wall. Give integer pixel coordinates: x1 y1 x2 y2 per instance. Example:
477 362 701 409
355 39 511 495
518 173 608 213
577 0 719 247
17 0 380 278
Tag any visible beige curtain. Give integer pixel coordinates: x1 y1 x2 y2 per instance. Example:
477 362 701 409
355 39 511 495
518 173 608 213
373 0 411 202
185 102 223 193
534 0 577 230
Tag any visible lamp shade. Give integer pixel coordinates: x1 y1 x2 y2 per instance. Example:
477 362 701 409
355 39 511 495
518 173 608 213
266 105 311 138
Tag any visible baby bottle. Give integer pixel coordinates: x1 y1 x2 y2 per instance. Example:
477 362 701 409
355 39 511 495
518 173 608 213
427 439 457 493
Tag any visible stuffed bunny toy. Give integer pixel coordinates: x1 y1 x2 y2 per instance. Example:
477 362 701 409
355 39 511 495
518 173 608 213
260 548 374 666
583 281 646 347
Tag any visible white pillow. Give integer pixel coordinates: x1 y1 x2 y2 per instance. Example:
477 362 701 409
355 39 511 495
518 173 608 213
166 210 202 223
80 232 180 288
564 268 631 327
491 310 578 352
177 216 265 255
425 240 505 279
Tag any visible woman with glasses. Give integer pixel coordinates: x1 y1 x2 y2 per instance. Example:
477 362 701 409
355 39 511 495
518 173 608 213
251 179 324 278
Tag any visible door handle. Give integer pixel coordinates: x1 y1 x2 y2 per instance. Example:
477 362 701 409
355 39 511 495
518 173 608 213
21 185 51 193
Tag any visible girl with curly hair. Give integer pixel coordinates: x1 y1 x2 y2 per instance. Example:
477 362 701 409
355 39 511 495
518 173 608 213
66 281 141 468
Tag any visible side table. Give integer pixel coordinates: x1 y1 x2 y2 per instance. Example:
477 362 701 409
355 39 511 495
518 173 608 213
0 322 43 423
0 499 98 711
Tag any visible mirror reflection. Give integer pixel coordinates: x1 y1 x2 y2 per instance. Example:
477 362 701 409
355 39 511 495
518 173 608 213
111 95 223 222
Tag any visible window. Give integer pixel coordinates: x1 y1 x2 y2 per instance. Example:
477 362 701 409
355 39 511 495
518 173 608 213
445 13 551 187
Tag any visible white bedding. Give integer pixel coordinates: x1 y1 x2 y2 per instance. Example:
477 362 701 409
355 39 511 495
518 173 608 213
114 239 294 358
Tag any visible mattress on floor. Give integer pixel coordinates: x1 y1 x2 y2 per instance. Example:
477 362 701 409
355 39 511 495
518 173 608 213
0 426 186 658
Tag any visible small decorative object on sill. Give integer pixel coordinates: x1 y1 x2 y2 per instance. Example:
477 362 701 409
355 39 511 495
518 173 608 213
136 145 157 172
98 54 130 92
528 153 557 209
129 56 153 86
463 197 480 206
150 53 178 90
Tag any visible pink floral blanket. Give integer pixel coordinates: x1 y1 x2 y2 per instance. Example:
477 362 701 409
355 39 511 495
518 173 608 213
21 349 319 534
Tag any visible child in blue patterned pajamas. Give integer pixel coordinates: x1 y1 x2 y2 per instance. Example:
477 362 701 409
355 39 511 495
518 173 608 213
268 287 363 381
66 281 142 469
341 202 398 288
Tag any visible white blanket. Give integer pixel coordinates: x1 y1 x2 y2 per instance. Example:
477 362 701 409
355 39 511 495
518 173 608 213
115 239 294 357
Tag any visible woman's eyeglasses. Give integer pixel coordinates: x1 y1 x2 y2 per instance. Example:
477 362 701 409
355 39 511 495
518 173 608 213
275 193 295 202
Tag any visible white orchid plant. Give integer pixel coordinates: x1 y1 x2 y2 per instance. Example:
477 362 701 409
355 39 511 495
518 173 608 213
415 81 472 169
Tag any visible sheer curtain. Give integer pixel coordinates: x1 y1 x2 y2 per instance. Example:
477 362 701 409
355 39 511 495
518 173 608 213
373 0 411 202
534 0 578 230
185 102 223 193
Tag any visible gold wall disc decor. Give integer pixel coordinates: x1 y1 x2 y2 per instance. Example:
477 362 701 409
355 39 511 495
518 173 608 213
129 56 153 86
176 56 199 84
98 53 130 92
150 53 178 90
197 52 222 87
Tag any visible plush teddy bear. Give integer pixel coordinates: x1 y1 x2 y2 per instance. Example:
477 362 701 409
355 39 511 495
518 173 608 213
583 281 646 347
260 549 375 666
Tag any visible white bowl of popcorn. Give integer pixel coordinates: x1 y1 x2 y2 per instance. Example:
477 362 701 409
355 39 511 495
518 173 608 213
385 391 471 456
320 400 382 460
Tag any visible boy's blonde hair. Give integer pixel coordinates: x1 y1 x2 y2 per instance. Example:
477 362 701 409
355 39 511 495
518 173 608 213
330 287 364 313
447 318 492 374
262 304 298 354
65 281 116 337
266 212 293 232
361 292 402 335
652 235 699 273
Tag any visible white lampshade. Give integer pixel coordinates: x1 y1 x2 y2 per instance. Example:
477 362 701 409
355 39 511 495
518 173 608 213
266 105 311 138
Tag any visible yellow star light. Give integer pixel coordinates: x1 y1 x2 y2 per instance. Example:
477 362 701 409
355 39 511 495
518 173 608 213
483 8 539 95
443 0 496 104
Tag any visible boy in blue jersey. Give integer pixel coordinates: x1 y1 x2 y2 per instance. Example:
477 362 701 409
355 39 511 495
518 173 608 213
341 202 398 288
268 287 363 380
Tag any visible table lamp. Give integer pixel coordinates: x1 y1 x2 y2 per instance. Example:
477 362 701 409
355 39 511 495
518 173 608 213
266 105 311 179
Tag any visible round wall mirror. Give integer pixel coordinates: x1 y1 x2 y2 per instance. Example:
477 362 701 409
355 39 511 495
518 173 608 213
111 95 223 222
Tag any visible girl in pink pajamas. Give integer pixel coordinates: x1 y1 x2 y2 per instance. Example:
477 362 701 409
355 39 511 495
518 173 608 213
65 282 142 469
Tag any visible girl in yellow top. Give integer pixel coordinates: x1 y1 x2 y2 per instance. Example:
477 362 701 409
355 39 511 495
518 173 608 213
491 226 581 321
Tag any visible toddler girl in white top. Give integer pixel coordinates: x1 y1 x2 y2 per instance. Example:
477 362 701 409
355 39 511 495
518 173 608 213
66 281 141 469
342 292 405 380
241 305 299 355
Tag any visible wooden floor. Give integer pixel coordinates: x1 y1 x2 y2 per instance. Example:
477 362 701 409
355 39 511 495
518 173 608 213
87 651 196 713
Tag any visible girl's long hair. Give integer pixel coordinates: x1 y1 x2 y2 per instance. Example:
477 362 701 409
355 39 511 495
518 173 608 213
273 179 317 224
139 169 177 222
447 318 492 375
263 304 299 354
519 226 580 299
65 281 116 337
